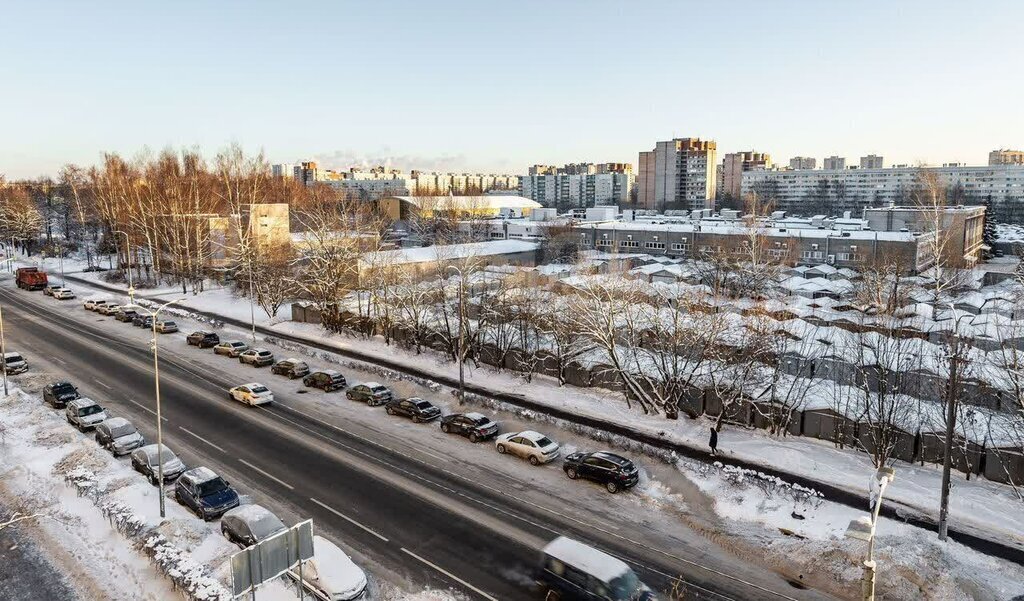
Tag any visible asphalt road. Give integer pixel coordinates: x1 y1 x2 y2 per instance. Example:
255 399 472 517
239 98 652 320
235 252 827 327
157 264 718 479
0 282 836 601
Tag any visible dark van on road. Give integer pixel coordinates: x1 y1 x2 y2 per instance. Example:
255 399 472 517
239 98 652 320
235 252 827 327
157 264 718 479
187 331 220 348
538 536 655 601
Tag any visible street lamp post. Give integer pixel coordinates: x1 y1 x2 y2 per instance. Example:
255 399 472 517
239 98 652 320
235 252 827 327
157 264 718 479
0 303 8 397
845 466 896 601
114 230 135 303
446 266 467 405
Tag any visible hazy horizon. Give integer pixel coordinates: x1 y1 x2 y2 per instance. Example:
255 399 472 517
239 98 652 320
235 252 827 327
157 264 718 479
2 0 1022 179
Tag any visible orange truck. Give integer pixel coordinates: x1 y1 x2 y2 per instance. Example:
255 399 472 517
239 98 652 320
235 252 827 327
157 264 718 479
15 267 48 291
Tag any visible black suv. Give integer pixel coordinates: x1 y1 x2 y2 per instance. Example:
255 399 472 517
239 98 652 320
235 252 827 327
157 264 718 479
563 451 639 494
440 412 498 442
303 370 347 392
43 380 81 408
271 358 310 379
116 309 140 323
385 397 441 423
345 382 393 405
133 314 154 328
187 331 220 348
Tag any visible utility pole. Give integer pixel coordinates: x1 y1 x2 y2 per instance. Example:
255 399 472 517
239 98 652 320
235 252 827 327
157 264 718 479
0 303 8 397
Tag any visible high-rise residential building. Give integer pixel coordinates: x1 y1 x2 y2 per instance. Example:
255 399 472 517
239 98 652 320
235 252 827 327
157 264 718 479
823 156 847 170
860 155 884 169
990 149 1024 166
636 138 717 211
519 163 634 209
270 163 296 178
741 163 1024 222
279 162 518 198
719 151 771 200
789 156 817 170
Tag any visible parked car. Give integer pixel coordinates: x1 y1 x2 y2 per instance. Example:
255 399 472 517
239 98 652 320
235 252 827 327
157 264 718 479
302 370 347 392
133 314 154 328
287 536 368 601
220 504 288 548
214 341 249 358
187 331 220 348
155 320 178 333
228 383 274 406
43 285 62 297
53 287 76 300
239 348 274 367
83 265 107 273
385 397 441 423
95 417 145 455
115 308 140 323
97 303 121 316
174 467 240 521
65 397 107 431
2 352 28 374
271 358 310 379
495 430 560 466
84 299 110 311
538 536 655 601
440 412 498 442
130 444 187 485
43 380 81 408
563 451 639 493
345 382 392 406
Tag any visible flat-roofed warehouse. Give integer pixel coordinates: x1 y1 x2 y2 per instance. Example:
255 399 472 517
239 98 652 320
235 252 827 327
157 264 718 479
378 195 542 221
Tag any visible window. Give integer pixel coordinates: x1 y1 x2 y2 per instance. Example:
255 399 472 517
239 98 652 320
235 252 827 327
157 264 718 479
618 240 639 248
596 239 613 248
671 243 690 252
644 242 666 250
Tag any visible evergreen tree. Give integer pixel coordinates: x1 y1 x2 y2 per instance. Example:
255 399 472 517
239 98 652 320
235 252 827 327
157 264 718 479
982 195 997 258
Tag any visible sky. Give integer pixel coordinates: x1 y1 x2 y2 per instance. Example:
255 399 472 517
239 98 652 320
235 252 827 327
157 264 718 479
1 0 1022 179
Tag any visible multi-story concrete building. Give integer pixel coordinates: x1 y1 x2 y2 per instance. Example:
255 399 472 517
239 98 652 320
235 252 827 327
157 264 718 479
519 163 633 209
636 138 717 212
823 156 847 170
789 156 817 170
270 163 296 179
860 155 884 169
742 164 1024 222
278 163 519 199
864 205 985 267
719 151 771 201
990 149 1024 166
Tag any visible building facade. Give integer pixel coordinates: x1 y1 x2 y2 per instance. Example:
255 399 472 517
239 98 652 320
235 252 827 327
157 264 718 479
860 155 884 169
864 205 985 267
990 149 1024 166
742 164 1024 222
719 151 771 201
789 156 817 170
823 156 847 170
274 163 518 199
519 165 634 209
636 138 717 212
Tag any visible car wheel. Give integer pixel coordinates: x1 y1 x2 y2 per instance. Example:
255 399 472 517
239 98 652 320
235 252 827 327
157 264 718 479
605 481 619 494
441 424 450 434
149 473 158 486
566 468 578 480
529 455 540 466
412 416 421 423
228 392 235 400
469 433 480 443
386 407 395 415
496 444 507 454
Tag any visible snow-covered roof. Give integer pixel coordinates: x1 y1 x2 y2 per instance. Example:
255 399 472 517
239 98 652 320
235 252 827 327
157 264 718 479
362 240 540 266
311 536 366 595
542 536 630 582
386 195 542 210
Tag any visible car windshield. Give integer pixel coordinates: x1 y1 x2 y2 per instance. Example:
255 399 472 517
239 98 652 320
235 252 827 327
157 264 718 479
258 351 271 357
5 355 24 364
251 386 269 393
609 570 642 599
471 416 491 426
163 321 176 327
414 400 433 409
110 423 136 438
54 383 76 395
535 436 555 447
371 386 388 393
232 343 245 348
249 514 286 539
153 448 177 463
80 404 103 416
197 477 229 497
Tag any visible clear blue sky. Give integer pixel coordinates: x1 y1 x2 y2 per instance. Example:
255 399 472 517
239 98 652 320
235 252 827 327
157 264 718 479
2 0 1021 179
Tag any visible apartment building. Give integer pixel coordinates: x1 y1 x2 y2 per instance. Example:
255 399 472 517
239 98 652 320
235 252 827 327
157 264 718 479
719 151 771 201
823 156 847 170
275 163 519 199
519 163 634 209
990 149 1024 166
860 155 884 169
636 138 717 212
742 164 1024 222
789 156 817 170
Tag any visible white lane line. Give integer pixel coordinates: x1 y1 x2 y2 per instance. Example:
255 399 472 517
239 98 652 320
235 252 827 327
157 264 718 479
127 398 168 422
400 547 498 601
239 459 294 490
309 498 389 542
179 426 228 453
93 379 112 390
52 356 68 365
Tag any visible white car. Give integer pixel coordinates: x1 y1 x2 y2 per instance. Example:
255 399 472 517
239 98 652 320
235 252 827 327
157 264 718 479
2 352 28 374
495 430 561 465
66 397 108 431
84 298 110 311
288 536 367 601
228 383 274 406
54 287 76 300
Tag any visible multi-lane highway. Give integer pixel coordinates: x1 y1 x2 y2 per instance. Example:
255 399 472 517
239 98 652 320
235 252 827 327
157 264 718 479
0 279 838 601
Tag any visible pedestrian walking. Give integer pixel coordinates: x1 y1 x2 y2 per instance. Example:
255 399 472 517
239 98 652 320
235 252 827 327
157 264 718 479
709 427 719 456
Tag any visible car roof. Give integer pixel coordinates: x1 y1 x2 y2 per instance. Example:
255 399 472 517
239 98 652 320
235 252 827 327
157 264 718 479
592 451 631 465
542 536 630 582
183 466 219 483
3 352 23 359
50 380 75 387
242 382 264 388
464 412 488 421
103 417 130 429
70 397 98 408
281 358 303 363
319 369 342 376
516 430 547 441
361 381 382 388
138 443 173 458
224 503 276 523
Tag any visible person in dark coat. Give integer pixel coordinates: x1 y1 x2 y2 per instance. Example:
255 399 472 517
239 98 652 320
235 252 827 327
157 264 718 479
709 427 719 456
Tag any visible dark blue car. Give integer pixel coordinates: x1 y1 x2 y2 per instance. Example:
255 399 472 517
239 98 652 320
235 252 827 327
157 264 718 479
174 467 240 521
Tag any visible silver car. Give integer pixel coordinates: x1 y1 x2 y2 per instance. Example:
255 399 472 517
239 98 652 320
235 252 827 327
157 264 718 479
131 444 186 484
221 504 288 548
2 352 28 374
66 397 107 431
95 417 145 455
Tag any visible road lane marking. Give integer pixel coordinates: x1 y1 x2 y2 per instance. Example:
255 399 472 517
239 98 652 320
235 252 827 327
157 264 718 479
239 459 294 490
309 498 389 542
127 399 168 422
179 426 227 453
400 547 498 601
93 379 112 390
52 357 67 365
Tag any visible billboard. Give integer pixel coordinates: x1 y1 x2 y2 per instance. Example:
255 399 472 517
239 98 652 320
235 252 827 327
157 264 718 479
231 519 314 597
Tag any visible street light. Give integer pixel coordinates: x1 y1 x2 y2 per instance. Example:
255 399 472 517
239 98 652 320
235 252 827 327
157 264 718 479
123 298 186 518
845 466 896 601
113 230 135 302
0 302 8 397
446 265 467 405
